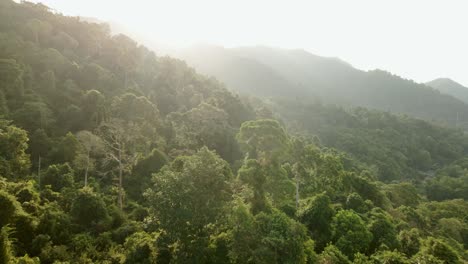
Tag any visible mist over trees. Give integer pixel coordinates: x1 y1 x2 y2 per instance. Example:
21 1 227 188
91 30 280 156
0 0 466 263
179 45 468 129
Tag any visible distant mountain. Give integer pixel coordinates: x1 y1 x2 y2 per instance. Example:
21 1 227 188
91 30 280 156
177 45 304 98
426 78 468 104
178 45 468 128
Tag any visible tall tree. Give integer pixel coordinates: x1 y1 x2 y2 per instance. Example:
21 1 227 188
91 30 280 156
98 119 139 209
297 194 335 251
0 120 30 179
0 58 24 109
145 147 233 261
0 226 15 264
236 119 289 164
331 210 373 259
75 131 104 187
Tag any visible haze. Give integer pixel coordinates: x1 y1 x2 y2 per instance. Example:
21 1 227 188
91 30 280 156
32 0 468 86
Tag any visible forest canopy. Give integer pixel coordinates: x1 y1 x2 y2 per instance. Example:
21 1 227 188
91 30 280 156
0 0 466 263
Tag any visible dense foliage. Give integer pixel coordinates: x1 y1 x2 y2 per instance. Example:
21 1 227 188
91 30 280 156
0 1 466 263
275 100 468 182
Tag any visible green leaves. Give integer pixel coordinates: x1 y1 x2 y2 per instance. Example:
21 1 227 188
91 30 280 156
70 187 110 228
418 237 462 264
0 121 30 179
40 163 74 192
0 225 15 264
111 93 159 124
331 210 373 259
237 119 289 163
0 1 467 263
297 194 334 251
0 190 23 227
123 231 158 264
145 147 232 259
227 204 316 264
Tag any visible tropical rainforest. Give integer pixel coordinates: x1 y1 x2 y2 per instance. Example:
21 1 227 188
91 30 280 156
0 0 467 263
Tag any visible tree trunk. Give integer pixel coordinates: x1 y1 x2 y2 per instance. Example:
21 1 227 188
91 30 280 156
84 150 90 187
295 170 300 209
124 71 128 89
118 148 123 210
37 155 41 187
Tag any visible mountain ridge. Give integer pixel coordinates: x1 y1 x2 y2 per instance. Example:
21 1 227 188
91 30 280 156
427 77 468 104
177 45 468 128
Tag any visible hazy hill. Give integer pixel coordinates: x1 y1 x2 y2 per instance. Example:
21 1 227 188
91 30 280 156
427 78 468 104
179 45 468 128
79 16 175 55
177 45 304 98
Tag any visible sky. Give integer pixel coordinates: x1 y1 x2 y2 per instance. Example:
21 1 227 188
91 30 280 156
31 0 468 86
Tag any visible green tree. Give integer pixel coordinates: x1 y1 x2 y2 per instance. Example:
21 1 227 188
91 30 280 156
371 250 409 264
51 132 81 164
11 100 54 132
74 131 104 187
227 201 316 264
297 193 335 251
0 90 8 116
0 121 31 179
28 129 51 175
111 93 159 124
99 119 140 209
345 192 367 213
238 159 269 214
82 89 106 128
36 204 72 245
252 210 315 264
410 253 444 264
436 218 467 245
51 31 78 52
0 225 15 264
367 209 399 253
289 139 320 209
24 19 51 44
353 253 373 264
168 103 237 162
128 148 168 201
384 182 421 208
123 232 158 264
40 163 74 191
419 237 461 264
0 190 23 227
145 147 232 261
331 210 373 259
318 244 351 264
70 187 110 228
398 228 420 257
0 58 24 107
237 119 289 163
227 199 259 263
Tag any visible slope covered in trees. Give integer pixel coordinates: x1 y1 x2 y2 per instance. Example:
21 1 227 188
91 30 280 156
177 45 300 98
179 45 468 129
274 99 468 182
0 1 467 263
427 78 468 105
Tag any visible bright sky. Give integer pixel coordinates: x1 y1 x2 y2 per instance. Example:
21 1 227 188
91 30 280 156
32 0 468 86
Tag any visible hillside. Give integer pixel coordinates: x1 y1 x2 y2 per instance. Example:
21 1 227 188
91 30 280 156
177 45 305 98
0 1 466 263
273 99 468 181
179 45 468 128
427 78 468 104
